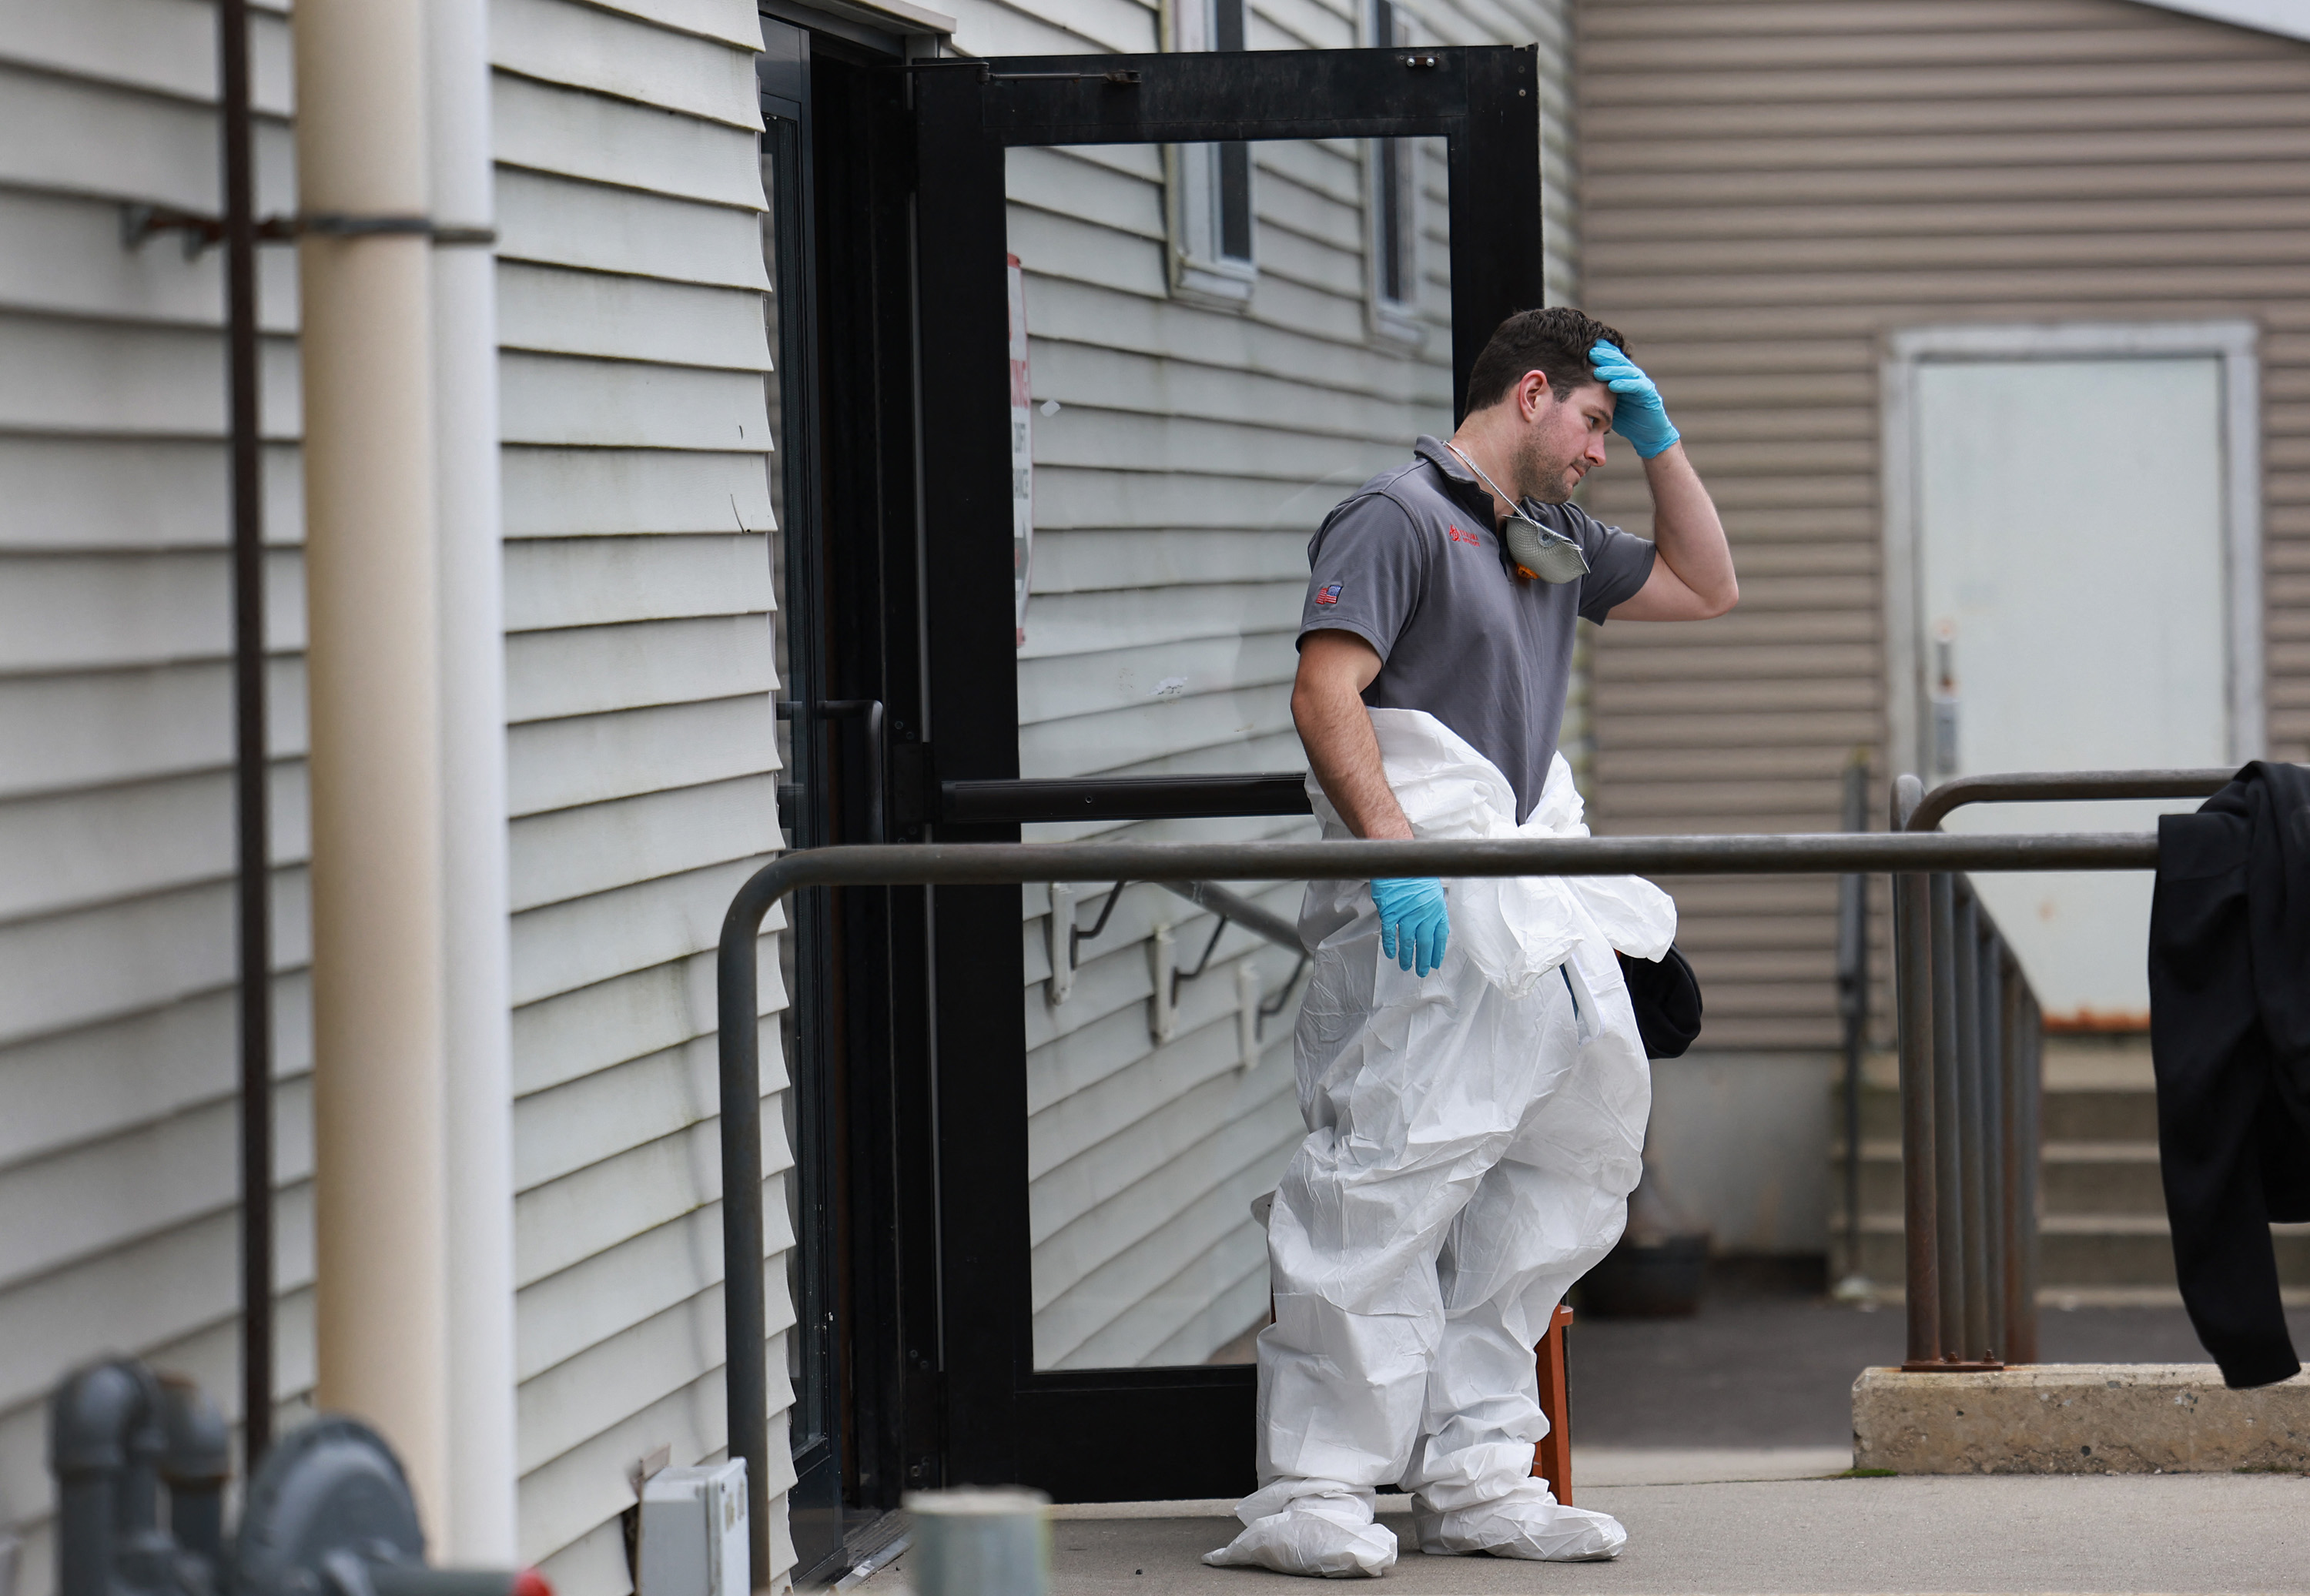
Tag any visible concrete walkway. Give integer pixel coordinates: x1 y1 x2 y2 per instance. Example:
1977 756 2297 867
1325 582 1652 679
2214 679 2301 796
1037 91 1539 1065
851 1451 2310 1595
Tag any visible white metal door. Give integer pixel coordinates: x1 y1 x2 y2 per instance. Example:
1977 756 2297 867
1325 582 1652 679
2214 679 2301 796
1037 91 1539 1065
1911 354 2231 1026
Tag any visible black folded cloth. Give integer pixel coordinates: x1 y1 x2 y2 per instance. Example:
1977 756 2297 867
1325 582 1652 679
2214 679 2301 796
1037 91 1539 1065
2149 760 2310 1388
1617 944 1702 1061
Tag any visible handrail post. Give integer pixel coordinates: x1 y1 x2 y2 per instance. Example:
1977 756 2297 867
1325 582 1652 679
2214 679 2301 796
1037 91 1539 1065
2004 978 2042 1363
1891 775 1940 1367
1928 870 1966 1361
1953 888 1991 1362
719 882 775 1591
1979 924 2007 1363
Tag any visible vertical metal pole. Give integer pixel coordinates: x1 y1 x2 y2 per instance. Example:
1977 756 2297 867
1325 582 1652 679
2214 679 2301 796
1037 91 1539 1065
1893 775 1940 1367
1977 925 2005 1362
1836 755 1869 1287
719 902 772 1590
217 0 273 1469
1997 955 2027 1363
1929 871 1964 1360
1953 889 1990 1361
2005 984 2042 1364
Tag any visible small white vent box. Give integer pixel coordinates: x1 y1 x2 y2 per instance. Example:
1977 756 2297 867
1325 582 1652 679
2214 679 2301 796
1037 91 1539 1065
638 1460 748 1596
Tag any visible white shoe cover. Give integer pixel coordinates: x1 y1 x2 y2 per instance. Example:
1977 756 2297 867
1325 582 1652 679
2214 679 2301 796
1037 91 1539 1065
1413 1480 1625 1561
1204 1480 1398 1578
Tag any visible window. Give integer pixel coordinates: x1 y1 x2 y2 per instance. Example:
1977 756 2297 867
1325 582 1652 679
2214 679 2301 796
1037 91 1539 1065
1169 0 1256 302
1367 0 1422 343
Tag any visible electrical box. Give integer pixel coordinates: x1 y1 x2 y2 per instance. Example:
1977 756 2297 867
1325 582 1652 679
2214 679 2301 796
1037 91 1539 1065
638 1461 748 1596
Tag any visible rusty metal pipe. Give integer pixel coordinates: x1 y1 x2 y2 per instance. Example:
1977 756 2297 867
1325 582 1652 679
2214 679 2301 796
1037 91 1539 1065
2021 990 2047 1362
1890 776 1939 1366
1929 872 1966 1360
2000 954 2038 1363
1953 889 1990 1362
1979 925 2007 1361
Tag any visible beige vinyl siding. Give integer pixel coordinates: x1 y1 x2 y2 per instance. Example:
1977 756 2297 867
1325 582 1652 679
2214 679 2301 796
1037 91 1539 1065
1574 0 2310 1049
0 2 314 1585
946 0 1572 1367
489 0 794 1588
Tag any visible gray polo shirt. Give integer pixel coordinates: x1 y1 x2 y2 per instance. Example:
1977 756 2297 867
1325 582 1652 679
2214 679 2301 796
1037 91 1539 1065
1298 436 1656 822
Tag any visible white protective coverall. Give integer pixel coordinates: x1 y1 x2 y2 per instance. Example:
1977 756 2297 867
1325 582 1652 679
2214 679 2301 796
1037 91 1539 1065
1207 709 1676 1577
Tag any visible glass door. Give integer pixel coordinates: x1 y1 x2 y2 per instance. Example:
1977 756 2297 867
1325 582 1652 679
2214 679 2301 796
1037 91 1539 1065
910 45 1542 1500
1012 133 1453 1377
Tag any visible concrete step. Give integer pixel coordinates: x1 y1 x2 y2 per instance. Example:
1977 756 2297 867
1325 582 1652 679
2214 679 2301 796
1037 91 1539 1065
1843 1045 2160 1144
1848 1092 2158 1143
1834 1216 2310 1293
1829 1038 2211 1290
2043 1142 2168 1215
1833 1139 2169 1216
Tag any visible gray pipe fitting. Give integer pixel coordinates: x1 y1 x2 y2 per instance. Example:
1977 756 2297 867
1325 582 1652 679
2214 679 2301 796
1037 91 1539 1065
49 1359 174 1596
158 1377 229 1571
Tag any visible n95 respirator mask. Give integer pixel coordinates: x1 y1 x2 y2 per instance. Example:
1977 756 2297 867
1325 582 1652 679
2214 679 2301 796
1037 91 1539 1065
1447 440 1592 586
1502 511 1591 585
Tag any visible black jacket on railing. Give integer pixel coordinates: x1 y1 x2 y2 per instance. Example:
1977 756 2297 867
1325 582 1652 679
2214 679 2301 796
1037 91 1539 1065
2148 759 2310 1388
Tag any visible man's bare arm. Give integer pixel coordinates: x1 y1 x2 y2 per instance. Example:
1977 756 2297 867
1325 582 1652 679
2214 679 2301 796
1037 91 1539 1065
1291 631 1411 841
1606 442 1739 622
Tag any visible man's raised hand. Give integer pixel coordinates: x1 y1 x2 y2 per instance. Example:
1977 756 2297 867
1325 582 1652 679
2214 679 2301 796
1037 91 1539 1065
1589 340 1680 460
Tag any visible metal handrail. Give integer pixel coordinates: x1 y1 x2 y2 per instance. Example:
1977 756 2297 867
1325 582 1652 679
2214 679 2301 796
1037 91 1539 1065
1903 767 2234 833
714 825 2156 1543
1890 765 2236 1371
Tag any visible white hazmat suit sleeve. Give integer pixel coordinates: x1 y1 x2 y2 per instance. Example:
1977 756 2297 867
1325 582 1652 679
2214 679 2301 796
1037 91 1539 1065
1206 711 1673 1576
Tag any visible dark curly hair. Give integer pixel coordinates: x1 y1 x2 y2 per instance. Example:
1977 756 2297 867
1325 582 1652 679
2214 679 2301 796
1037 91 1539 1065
1465 306 1632 413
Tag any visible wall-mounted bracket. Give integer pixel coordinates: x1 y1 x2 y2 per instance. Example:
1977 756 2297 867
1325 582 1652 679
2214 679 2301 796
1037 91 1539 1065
1048 881 1127 1007
1255 952 1310 1042
1046 883 1076 1005
1148 925 1177 1043
1234 961 1260 1070
1168 915 1230 1005
118 203 494 259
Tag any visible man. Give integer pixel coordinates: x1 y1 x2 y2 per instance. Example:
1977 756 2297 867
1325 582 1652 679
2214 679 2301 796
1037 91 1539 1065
1207 308 1736 1578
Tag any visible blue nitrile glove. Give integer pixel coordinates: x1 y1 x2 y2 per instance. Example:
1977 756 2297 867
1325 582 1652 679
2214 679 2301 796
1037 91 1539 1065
1371 878 1451 977
1589 340 1680 460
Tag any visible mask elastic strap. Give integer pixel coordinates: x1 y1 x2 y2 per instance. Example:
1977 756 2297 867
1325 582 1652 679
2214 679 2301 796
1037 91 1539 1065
1445 440 1519 519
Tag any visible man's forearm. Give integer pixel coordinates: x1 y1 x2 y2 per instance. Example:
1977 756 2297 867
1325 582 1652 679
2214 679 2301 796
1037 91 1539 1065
1293 678 1412 841
1643 443 1736 611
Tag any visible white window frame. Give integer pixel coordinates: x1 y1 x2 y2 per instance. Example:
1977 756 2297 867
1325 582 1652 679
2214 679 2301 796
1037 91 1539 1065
1363 0 1424 346
1880 319 2266 776
1166 0 1257 306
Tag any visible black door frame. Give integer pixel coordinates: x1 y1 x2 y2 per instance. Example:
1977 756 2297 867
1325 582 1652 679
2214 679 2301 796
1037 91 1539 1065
911 45 1546 1501
754 25 843 1572
757 14 947 1582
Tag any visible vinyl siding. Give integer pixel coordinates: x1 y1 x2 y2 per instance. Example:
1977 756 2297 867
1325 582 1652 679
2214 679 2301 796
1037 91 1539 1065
0 0 795 1590
944 0 1577 1368
0 1 316 1583
489 0 794 1589
1574 0 2310 1047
